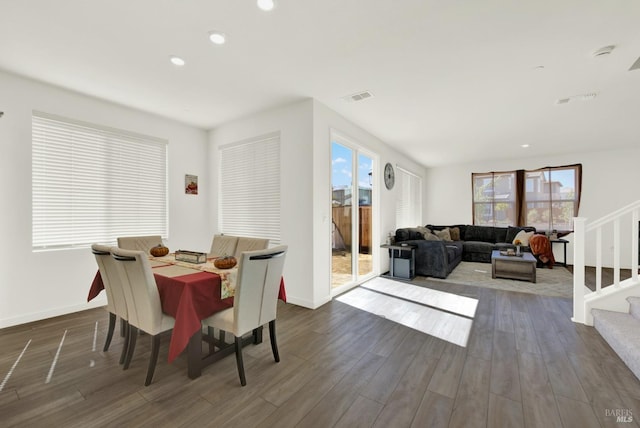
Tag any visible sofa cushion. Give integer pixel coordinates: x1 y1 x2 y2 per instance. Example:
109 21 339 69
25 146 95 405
396 228 424 242
463 240 495 254
494 227 508 243
464 225 496 243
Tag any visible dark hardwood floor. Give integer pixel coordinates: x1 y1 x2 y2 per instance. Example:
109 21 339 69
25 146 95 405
2 276 640 427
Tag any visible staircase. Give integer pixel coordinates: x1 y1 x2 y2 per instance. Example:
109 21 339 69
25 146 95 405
592 297 640 380
572 200 640 326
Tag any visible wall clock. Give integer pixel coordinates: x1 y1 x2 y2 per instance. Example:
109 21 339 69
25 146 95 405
384 162 395 190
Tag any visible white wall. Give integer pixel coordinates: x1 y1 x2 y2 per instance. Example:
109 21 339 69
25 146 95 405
208 100 315 307
208 99 427 309
312 100 427 304
0 71 209 328
424 148 640 268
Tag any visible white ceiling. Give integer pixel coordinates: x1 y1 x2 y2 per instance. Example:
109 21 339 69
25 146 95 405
2 0 640 167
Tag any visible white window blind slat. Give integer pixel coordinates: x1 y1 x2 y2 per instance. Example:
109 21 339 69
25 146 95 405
32 112 168 250
219 134 281 245
396 167 422 228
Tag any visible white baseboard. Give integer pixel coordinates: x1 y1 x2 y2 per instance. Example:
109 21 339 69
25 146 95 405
0 298 107 329
285 294 331 309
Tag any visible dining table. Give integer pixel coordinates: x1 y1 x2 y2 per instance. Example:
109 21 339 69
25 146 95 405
88 254 286 379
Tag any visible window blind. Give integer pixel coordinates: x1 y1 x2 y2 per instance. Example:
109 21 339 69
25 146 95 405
32 111 168 250
219 133 281 244
395 166 422 228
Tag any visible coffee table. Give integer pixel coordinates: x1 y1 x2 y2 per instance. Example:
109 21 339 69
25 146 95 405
491 250 536 283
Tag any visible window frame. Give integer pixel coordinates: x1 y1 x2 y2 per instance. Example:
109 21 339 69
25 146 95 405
471 171 517 227
218 132 281 245
395 166 422 228
31 111 168 251
471 164 582 232
524 165 581 233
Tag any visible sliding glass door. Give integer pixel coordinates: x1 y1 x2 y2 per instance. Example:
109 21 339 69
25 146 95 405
331 133 375 293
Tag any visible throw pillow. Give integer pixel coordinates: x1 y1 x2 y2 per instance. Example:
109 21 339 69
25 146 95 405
424 232 442 241
435 228 452 241
513 230 534 246
416 226 431 239
449 227 460 241
505 226 522 243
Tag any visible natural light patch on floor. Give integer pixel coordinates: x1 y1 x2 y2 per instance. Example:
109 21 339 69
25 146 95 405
335 277 478 347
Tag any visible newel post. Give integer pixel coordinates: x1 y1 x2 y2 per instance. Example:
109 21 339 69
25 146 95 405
572 217 587 323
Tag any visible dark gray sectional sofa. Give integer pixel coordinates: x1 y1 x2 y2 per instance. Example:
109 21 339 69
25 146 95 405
394 224 536 279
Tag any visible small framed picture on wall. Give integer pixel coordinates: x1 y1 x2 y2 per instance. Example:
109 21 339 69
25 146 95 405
185 174 198 195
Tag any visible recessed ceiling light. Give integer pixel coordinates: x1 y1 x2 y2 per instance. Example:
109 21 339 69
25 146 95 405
169 55 185 66
257 0 275 11
521 144 530 148
209 31 226 45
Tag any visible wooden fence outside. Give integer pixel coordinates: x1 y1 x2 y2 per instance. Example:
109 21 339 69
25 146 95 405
332 206 372 253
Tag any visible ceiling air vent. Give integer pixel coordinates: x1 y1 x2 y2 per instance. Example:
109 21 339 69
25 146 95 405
593 45 615 57
556 93 597 105
342 90 374 103
629 57 640 71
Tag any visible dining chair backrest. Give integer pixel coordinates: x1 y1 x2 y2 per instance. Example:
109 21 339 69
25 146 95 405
117 235 163 254
208 234 239 258
233 237 269 260
111 247 164 334
91 244 128 321
233 245 287 337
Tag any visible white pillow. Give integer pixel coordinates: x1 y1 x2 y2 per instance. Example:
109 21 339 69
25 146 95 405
512 230 534 246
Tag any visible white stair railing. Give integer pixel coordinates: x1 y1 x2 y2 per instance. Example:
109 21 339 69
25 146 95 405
572 200 640 324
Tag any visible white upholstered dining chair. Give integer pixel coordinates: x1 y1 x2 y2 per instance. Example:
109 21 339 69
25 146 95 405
117 235 163 253
201 245 287 386
91 244 129 364
208 234 239 258
111 247 175 386
233 237 269 259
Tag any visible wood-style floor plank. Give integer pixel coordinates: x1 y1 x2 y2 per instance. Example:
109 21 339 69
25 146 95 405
2 272 640 428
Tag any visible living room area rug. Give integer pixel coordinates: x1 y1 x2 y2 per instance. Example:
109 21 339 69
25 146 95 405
412 261 575 299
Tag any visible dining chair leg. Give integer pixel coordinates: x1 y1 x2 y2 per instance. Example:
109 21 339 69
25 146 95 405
207 326 215 354
145 335 161 386
234 336 247 387
119 322 129 365
103 312 116 352
268 320 280 363
123 326 138 370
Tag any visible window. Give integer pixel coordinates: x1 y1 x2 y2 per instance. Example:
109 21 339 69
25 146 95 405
219 133 281 244
472 172 517 227
32 111 168 250
525 165 580 232
395 166 422 228
471 164 582 232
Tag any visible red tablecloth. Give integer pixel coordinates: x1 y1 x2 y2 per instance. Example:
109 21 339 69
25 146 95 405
88 270 286 363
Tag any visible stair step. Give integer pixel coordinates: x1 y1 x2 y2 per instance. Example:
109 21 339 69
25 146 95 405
592 308 640 381
628 296 640 320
